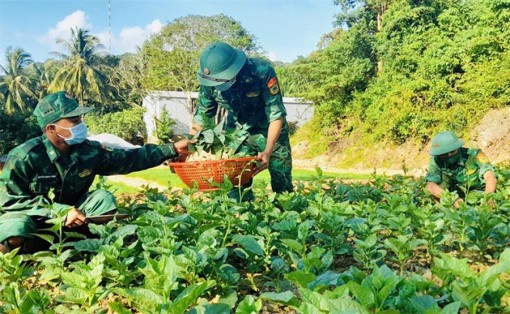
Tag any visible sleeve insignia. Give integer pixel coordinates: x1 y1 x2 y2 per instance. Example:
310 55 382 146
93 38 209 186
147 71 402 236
79 169 92 177
267 77 280 95
476 152 490 163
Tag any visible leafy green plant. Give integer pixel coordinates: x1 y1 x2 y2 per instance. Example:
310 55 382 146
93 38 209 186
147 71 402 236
56 253 109 310
384 235 427 275
432 249 510 313
352 233 387 271
187 118 256 160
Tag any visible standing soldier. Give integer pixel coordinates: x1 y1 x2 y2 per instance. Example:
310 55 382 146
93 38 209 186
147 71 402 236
0 91 193 254
192 41 293 201
425 131 498 207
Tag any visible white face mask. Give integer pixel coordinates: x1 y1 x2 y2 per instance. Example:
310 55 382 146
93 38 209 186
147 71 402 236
51 122 88 145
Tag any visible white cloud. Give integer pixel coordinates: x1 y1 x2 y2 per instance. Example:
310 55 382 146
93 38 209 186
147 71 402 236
115 19 163 53
37 13 163 56
39 10 91 47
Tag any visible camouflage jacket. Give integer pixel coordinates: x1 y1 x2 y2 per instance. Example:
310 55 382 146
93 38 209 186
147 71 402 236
194 57 287 134
0 135 177 215
425 147 495 191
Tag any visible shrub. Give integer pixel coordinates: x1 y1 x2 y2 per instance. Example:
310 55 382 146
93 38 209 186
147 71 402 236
0 111 40 155
154 108 176 144
85 107 147 145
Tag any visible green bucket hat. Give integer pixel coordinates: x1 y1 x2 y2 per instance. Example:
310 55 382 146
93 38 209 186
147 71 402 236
33 91 93 128
429 131 464 156
197 42 246 87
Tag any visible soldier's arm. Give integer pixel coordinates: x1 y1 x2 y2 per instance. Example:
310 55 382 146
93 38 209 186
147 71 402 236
483 170 497 194
258 118 283 164
0 157 53 214
94 142 180 176
192 86 218 132
260 65 286 125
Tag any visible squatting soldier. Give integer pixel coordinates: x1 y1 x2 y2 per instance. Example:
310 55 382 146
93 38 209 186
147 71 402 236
0 91 193 254
425 131 497 208
192 41 293 201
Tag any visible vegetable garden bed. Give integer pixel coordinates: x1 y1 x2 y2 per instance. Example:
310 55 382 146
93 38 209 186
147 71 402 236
1 167 509 313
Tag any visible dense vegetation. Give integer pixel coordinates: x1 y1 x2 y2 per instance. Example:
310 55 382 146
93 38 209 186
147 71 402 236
0 169 509 312
278 0 510 153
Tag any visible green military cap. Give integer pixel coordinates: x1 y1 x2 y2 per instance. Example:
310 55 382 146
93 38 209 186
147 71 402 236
33 91 93 128
197 42 246 87
429 131 464 156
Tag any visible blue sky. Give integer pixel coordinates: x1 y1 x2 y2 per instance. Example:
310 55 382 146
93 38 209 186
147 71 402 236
0 0 339 65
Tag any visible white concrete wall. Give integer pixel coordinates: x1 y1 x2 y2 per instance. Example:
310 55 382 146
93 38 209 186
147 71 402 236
143 91 313 142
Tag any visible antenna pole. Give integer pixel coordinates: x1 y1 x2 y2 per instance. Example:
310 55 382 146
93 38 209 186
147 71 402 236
108 0 111 54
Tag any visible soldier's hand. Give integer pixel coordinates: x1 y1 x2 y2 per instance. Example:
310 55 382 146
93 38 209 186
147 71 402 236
65 208 88 228
257 150 271 165
173 139 196 157
453 197 464 208
484 197 497 209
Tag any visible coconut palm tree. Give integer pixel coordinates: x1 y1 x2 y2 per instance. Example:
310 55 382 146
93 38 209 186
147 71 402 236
0 47 37 113
48 28 109 104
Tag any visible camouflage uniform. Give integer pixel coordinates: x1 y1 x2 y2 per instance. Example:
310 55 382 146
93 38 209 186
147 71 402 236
194 57 293 196
425 147 495 196
0 135 178 245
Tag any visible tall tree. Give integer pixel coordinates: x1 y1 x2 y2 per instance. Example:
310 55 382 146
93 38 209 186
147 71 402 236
141 14 261 113
0 47 37 113
48 28 109 104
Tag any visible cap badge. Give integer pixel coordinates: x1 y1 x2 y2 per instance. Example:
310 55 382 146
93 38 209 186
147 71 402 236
203 68 210 75
433 143 440 148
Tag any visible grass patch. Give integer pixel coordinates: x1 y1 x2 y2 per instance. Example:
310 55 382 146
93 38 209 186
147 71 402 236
100 166 372 195
123 165 373 190
92 177 142 195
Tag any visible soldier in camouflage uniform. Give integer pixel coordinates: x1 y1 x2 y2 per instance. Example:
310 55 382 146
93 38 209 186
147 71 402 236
193 42 293 201
0 91 193 253
425 131 497 208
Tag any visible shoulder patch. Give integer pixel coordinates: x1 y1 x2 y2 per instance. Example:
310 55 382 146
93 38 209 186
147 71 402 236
267 77 280 95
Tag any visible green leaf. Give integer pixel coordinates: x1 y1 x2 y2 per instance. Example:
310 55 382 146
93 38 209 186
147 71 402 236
113 287 163 312
170 281 216 314
441 302 461 314
347 281 375 308
60 287 88 305
281 239 303 253
298 288 329 311
286 270 316 288
73 239 102 252
259 291 299 306
202 129 215 144
232 235 264 256
186 303 231 314
235 295 262 314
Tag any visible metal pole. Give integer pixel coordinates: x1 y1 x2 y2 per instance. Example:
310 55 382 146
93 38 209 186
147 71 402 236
108 0 111 54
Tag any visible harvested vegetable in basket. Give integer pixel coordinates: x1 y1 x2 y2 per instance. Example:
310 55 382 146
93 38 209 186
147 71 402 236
186 118 253 161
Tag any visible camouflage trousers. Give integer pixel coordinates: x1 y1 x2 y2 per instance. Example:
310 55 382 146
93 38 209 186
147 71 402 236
0 189 116 253
229 125 293 201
